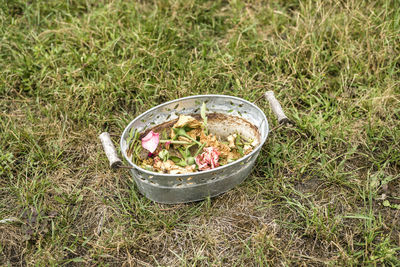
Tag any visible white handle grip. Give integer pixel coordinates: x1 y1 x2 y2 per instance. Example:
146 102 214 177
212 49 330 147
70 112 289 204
264 91 289 124
99 132 122 168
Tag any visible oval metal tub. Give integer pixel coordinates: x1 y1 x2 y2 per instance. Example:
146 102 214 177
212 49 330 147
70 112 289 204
120 95 269 204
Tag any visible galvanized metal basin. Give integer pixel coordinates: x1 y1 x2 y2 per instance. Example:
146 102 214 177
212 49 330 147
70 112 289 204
120 95 269 204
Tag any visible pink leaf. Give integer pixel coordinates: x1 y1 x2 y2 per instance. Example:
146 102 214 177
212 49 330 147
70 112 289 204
195 147 220 171
164 141 171 149
141 131 160 153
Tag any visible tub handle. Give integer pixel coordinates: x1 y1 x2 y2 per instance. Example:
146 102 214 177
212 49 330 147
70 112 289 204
99 132 123 169
264 91 289 124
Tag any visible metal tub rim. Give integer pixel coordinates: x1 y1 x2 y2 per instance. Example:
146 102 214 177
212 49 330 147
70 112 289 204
120 94 269 177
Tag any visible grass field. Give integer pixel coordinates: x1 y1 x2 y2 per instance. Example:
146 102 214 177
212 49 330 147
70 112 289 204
1 0 400 265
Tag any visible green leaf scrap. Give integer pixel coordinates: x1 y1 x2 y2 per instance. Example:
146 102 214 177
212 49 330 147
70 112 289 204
201 102 208 134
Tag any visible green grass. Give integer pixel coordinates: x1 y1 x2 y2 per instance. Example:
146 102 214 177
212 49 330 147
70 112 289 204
1 0 400 265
